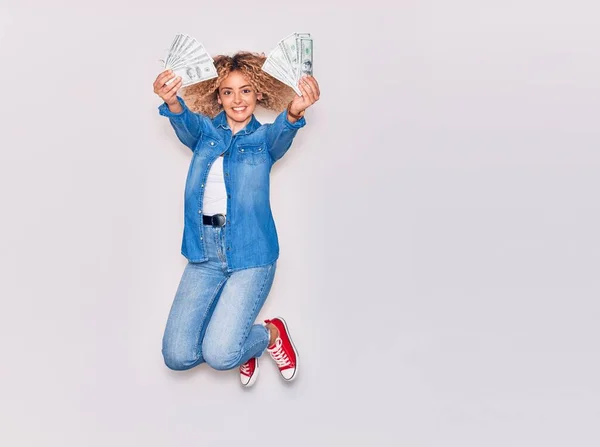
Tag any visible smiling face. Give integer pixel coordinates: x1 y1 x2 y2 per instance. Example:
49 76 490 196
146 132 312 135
217 70 263 128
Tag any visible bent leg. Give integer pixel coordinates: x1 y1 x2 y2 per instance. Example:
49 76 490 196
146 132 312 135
202 261 277 371
162 262 226 370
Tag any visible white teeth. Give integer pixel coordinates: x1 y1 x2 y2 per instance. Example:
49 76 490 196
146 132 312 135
233 107 246 111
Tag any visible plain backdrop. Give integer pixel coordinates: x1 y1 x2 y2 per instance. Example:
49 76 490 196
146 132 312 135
1 0 599 445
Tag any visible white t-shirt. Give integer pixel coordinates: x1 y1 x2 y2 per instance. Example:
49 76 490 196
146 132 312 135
202 155 227 215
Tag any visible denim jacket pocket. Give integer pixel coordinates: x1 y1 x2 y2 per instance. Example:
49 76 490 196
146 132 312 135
196 136 219 153
236 144 268 166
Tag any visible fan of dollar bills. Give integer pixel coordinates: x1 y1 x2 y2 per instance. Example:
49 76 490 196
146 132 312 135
161 33 218 87
262 33 313 96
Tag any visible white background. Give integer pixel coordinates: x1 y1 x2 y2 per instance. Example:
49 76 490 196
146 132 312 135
1 0 599 445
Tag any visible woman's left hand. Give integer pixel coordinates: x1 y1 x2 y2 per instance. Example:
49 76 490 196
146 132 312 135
289 75 321 117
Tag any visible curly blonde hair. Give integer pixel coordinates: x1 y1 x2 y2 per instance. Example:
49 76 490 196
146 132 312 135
180 51 296 118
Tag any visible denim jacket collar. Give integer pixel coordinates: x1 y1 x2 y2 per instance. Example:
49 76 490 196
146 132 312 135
213 110 262 135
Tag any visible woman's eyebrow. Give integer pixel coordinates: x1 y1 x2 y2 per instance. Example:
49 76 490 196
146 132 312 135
220 85 252 90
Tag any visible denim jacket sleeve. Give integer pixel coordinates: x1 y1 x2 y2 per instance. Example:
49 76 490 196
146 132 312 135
158 96 211 151
265 110 306 162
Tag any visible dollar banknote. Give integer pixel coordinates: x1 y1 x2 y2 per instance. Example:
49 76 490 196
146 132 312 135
299 36 313 77
162 33 218 87
263 59 300 95
262 32 313 96
279 33 300 80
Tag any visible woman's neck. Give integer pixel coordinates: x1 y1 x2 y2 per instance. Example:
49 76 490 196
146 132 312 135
227 116 252 135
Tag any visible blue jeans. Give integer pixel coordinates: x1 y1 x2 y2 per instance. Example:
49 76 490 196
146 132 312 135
162 224 276 371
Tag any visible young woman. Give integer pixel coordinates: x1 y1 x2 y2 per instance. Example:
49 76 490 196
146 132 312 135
152 52 320 387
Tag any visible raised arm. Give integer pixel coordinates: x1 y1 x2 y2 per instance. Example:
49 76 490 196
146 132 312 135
266 111 306 162
266 75 321 162
153 70 210 151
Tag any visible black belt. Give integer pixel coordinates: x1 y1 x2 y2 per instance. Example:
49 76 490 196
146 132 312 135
203 213 226 227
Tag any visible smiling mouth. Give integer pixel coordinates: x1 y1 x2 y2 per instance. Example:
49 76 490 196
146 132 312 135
232 106 247 112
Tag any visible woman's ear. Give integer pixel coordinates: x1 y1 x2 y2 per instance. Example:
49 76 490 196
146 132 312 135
217 92 222 105
257 92 263 101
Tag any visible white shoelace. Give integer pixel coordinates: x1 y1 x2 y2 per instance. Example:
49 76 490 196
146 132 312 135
268 338 291 368
240 361 252 376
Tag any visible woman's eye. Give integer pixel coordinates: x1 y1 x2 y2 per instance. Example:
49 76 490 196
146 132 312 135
243 89 251 94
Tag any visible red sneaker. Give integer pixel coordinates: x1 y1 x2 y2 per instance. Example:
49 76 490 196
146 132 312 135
265 317 298 381
239 357 259 387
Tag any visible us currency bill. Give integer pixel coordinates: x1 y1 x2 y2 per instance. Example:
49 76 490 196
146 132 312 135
299 35 313 77
264 46 301 95
263 59 300 95
169 37 213 66
164 63 218 87
173 62 218 87
279 33 300 80
162 33 218 87
262 32 313 96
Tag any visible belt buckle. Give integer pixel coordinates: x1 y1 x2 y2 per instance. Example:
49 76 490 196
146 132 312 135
211 214 226 227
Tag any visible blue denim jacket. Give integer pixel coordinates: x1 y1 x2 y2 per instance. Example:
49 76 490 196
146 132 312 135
158 96 306 271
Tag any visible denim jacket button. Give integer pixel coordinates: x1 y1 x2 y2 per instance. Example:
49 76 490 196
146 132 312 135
210 141 215 146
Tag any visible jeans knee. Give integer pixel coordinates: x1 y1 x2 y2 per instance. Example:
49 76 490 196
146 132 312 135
162 348 200 371
202 342 240 371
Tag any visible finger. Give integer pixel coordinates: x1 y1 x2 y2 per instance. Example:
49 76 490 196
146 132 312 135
165 77 182 95
302 75 319 99
307 76 320 98
160 78 181 102
154 70 176 91
156 75 179 96
163 74 180 88
159 68 172 79
297 82 310 105
300 77 316 104
154 70 171 88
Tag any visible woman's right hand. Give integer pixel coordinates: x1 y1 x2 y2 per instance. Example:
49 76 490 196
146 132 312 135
153 70 182 106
